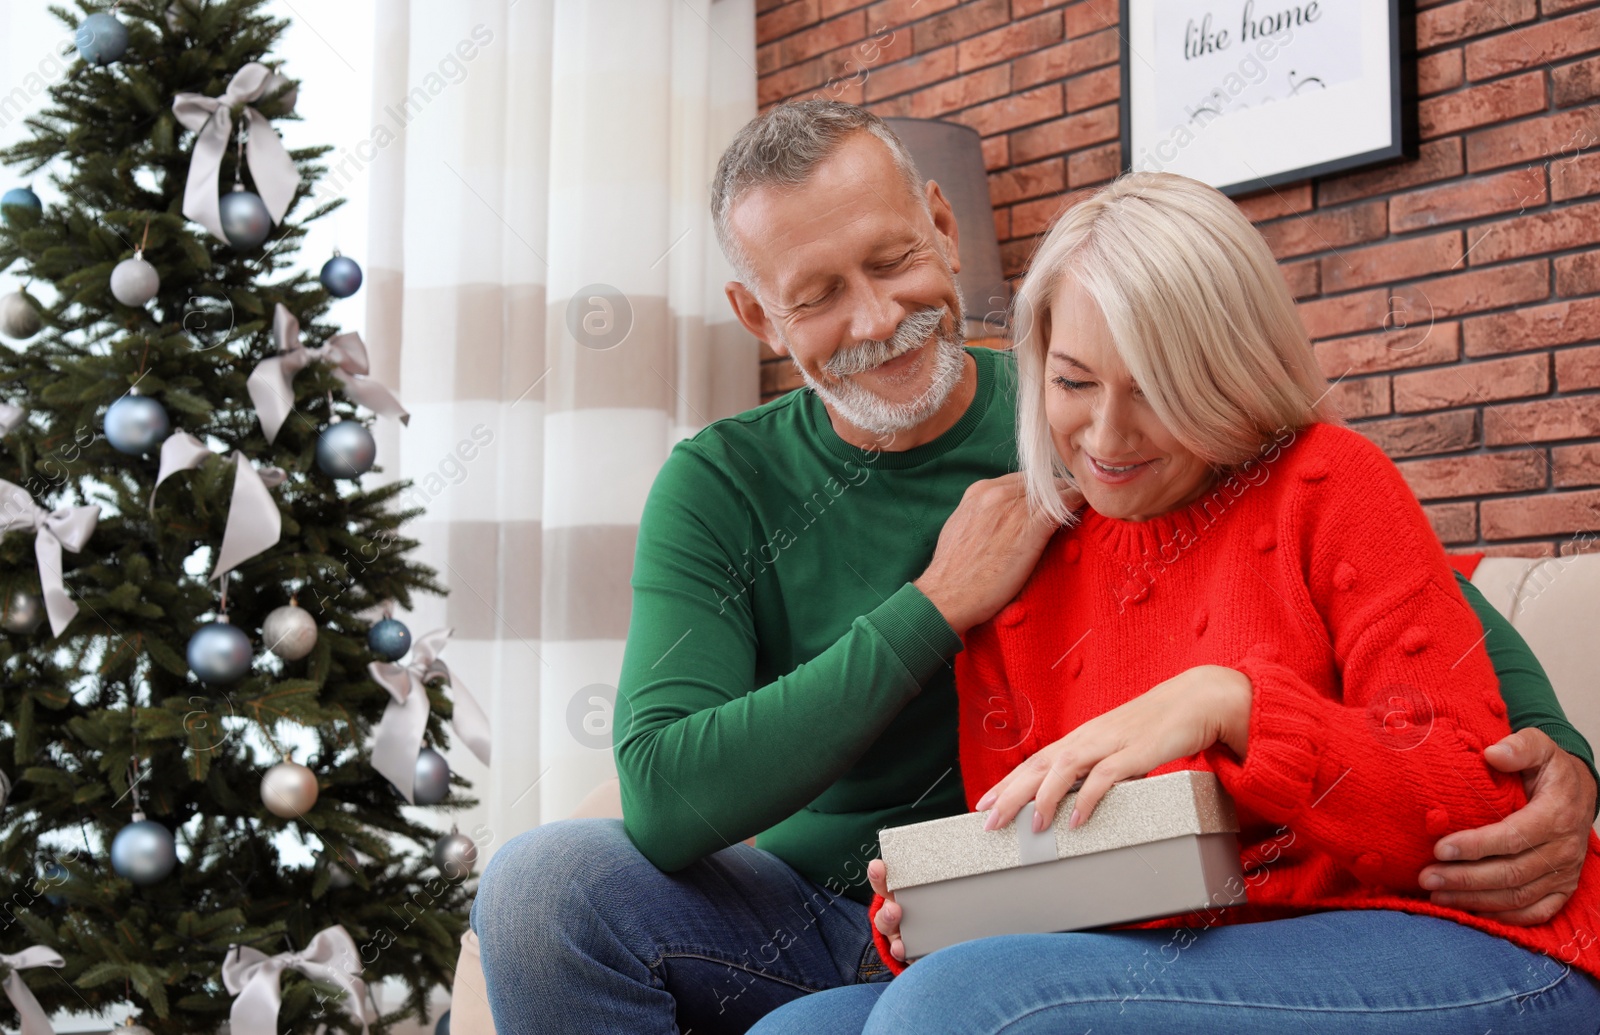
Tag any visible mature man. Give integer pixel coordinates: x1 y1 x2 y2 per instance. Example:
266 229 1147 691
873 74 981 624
471 100 1599 1034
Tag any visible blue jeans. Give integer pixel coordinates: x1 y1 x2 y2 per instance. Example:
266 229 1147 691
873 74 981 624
470 817 893 1034
748 909 1600 1034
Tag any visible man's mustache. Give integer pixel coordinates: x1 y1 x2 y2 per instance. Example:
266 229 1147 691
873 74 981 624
825 305 950 377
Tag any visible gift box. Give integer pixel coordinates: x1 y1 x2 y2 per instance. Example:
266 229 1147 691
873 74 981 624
878 770 1248 960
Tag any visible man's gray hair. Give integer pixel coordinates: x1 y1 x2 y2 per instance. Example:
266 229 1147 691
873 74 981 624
710 99 928 290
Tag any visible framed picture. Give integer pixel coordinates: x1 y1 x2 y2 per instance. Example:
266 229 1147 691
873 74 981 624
1118 0 1417 196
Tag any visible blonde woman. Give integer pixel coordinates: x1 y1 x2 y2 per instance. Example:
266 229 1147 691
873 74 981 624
750 171 1600 1034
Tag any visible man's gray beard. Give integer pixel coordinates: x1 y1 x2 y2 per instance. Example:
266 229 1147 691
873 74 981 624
788 297 968 439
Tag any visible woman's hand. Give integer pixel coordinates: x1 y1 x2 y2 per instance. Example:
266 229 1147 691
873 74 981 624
974 664 1254 834
867 858 905 963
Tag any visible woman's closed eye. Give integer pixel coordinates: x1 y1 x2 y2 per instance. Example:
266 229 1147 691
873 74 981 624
1051 375 1090 391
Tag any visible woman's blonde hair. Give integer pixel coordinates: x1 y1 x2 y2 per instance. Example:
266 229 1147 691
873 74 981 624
1013 171 1340 524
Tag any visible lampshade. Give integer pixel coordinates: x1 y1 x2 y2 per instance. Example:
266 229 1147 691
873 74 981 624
883 118 1010 342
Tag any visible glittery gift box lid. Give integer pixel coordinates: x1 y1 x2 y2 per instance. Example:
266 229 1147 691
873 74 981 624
878 770 1239 893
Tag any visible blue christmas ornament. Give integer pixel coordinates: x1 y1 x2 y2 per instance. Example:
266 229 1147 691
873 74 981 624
435 1010 451 1035
103 393 170 455
41 861 68 906
319 254 363 298
76 11 129 65
316 419 376 479
369 617 411 661
111 815 177 885
219 187 273 250
187 621 254 683
1 187 41 224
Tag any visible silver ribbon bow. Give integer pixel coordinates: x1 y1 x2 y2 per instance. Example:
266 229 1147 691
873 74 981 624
0 402 24 436
247 304 409 444
151 433 286 581
222 926 373 1035
0 946 64 1035
172 63 301 243
0 481 99 638
369 628 492 803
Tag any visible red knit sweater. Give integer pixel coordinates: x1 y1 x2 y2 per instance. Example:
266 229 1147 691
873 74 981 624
870 421 1600 983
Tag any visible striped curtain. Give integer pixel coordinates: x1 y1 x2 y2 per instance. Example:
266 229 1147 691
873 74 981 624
365 0 757 864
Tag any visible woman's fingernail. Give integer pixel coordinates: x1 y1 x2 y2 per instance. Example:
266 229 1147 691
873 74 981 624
1032 809 1046 832
1068 808 1080 829
975 791 995 810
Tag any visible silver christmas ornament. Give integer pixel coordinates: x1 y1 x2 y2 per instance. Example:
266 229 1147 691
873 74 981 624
103 392 171 455
187 620 253 683
111 813 177 885
262 602 317 660
432 827 478 877
327 860 355 889
261 759 319 819
219 187 273 250
411 747 451 806
111 251 160 306
316 419 376 479
1 591 44 634
0 291 41 339
75 11 128 65
319 254 363 298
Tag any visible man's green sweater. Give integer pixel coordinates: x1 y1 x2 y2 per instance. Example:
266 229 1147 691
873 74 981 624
614 344 1598 905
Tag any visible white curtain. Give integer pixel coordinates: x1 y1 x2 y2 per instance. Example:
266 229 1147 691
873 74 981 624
365 0 757 867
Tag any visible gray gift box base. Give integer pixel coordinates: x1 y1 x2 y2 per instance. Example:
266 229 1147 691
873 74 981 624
896 830 1247 960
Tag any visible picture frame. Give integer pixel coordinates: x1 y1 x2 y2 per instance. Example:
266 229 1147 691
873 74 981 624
1118 0 1417 197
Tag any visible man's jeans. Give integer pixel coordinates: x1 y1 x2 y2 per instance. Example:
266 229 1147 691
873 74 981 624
471 817 893 1034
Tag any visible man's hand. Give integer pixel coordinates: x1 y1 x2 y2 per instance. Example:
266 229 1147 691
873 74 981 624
1419 727 1598 925
867 859 905 963
914 473 1083 636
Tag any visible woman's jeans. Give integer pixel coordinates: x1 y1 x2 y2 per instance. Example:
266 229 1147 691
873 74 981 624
470 817 891 1034
749 909 1600 1035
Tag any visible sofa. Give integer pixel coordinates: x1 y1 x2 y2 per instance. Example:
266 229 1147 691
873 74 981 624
445 551 1600 1032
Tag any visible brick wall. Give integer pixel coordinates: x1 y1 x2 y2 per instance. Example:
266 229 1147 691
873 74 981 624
754 0 1600 556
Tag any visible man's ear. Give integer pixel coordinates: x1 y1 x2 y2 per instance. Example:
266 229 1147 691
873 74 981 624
924 179 962 277
725 280 785 356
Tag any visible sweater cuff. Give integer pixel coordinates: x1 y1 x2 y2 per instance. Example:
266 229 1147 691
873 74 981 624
864 582 965 689
1204 657 1325 820
868 892 909 976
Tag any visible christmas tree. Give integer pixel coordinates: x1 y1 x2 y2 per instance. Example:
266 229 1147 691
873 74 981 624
0 2 479 1031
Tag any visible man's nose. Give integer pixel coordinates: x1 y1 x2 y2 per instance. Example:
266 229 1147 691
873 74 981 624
850 284 905 345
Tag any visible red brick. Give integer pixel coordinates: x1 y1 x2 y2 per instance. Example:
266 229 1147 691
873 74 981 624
1462 199 1600 265
956 12 1064 72
760 60 825 107
1012 29 1119 89
1298 289 1391 341
988 157 1065 206
1009 104 1119 163
1393 354 1551 412
786 13 869 68
1561 533 1600 555
1418 0 1537 48
1556 344 1600 388
864 0 959 23
981 134 1008 170
1320 140 1465 207
1465 108 1600 172
1418 71 1547 140
759 0 821 41
1544 0 1600 15
1390 166 1548 233
912 0 1009 54
863 47 956 101
1357 411 1481 457
1327 377 1393 419
1418 49 1465 96
1013 0 1069 13
1553 151 1600 201
809 77 865 104
821 0 874 14
1484 394 1600 444
1065 65 1120 112
948 85 1063 136
1322 232 1464 293
1067 142 1120 188
759 0 788 13
1554 54 1600 107
993 206 1010 242
1234 183 1314 224
1001 235 1042 278
1258 201 1389 261
1065 0 1118 36
1554 442 1600 486
1481 489 1600 538
1391 258 1550 319
906 65 1012 117
1011 190 1076 237
1314 322 1464 378
1464 8 1600 79
819 25 913 81
1400 450 1548 499
1482 542 1561 556
865 95 912 117
1556 250 1600 295
1281 259 1320 300
1426 502 1480 543
1464 296 1600 355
